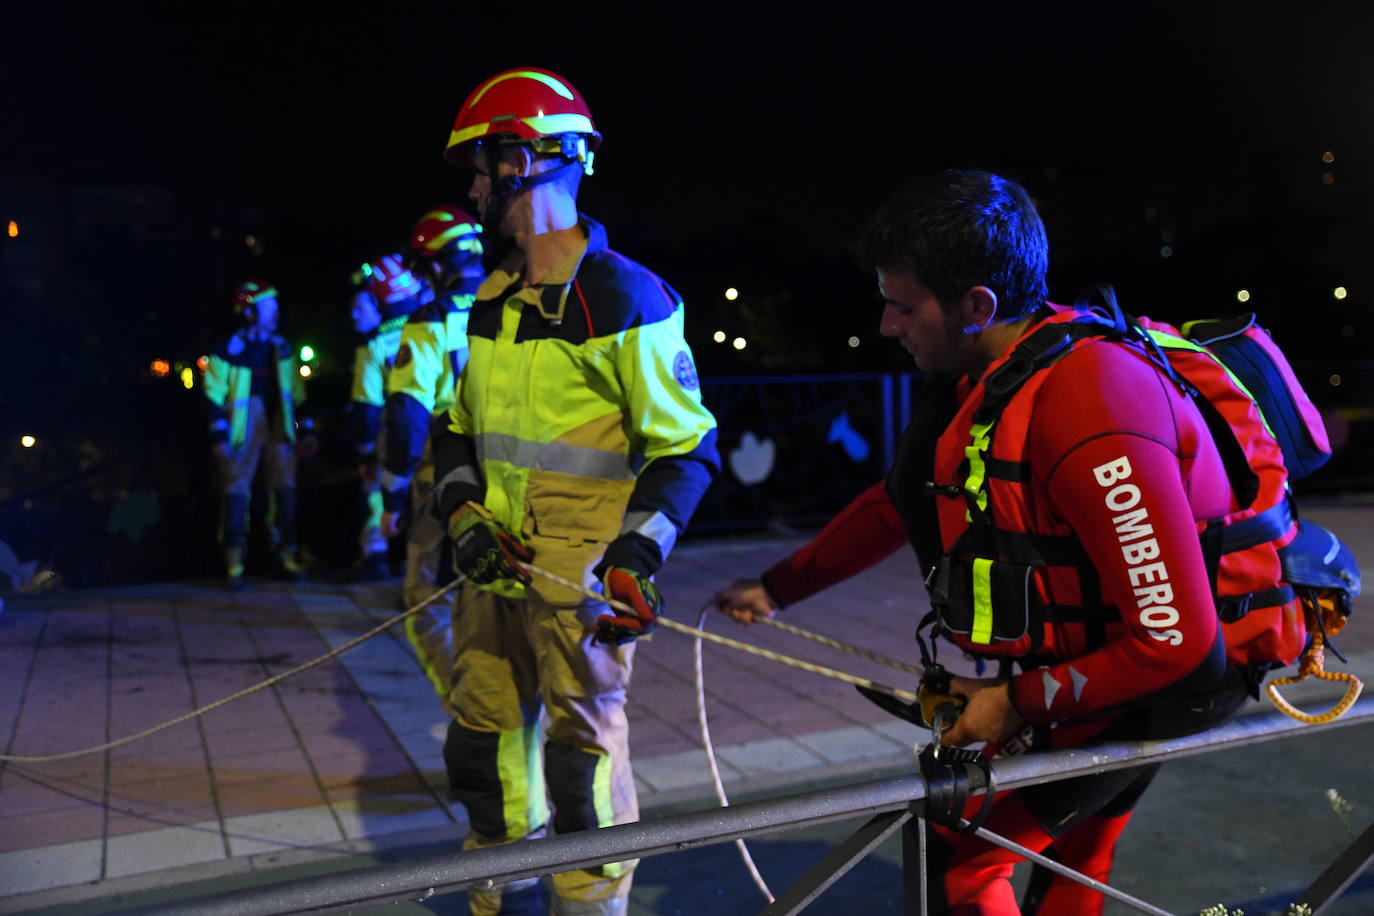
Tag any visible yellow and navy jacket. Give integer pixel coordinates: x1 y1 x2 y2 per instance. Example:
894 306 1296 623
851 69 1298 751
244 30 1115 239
433 215 719 598
381 279 479 508
348 313 409 460
203 330 305 450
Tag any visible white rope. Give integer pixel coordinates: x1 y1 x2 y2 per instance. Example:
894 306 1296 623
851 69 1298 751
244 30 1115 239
693 601 775 903
523 563 920 703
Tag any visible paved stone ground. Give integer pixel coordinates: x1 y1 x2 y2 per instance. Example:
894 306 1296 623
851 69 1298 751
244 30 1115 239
1 500 1372 914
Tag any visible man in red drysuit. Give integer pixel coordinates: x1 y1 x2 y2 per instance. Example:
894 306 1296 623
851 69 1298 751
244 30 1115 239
716 170 1250 915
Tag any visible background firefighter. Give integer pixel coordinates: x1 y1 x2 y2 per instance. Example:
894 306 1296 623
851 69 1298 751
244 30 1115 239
379 205 485 705
346 254 426 581
202 279 310 590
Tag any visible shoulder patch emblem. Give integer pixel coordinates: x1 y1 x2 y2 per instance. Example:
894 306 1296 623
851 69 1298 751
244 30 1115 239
226 335 245 357
673 351 699 391
395 343 413 369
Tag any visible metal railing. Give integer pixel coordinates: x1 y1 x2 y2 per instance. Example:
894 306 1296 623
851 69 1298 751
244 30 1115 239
127 697 1374 916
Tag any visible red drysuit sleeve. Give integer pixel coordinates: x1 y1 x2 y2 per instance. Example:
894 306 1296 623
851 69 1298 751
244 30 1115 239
761 480 908 607
1009 343 1228 723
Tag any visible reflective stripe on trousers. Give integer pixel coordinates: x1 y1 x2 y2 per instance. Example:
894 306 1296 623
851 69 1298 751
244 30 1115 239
402 438 453 712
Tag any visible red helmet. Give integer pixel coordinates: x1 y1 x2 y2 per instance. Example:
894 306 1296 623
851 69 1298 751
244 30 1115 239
233 278 278 316
409 206 483 259
357 254 422 305
445 68 599 173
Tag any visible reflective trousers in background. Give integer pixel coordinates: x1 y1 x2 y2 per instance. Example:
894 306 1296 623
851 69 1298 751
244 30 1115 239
217 395 297 551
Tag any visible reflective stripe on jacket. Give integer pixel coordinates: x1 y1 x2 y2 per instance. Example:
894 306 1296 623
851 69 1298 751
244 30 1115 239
203 331 305 449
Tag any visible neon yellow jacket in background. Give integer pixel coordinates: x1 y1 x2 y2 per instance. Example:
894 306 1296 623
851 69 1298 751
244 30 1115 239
203 330 305 450
348 314 408 458
382 280 479 507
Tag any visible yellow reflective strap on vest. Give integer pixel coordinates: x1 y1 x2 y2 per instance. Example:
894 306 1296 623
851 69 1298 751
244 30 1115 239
963 420 994 517
971 557 994 644
1145 329 1277 440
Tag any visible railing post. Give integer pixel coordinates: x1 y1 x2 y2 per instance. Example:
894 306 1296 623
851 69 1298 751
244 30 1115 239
903 807 928 916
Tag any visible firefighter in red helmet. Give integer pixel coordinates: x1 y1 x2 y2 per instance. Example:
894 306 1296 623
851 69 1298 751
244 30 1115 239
348 255 426 580
431 68 719 916
203 279 309 589
377 207 485 707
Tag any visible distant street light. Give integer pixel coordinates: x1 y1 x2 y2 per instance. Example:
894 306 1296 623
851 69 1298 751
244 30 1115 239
732 337 747 350
1334 287 1348 300
712 330 726 343
1236 289 1251 303
300 365 313 378
725 288 739 301
20 435 36 448
6 220 17 238
300 345 315 361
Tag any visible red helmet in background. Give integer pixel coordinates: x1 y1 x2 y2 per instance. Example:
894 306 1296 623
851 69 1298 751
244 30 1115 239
233 278 278 318
409 205 483 260
357 254 423 305
444 68 599 175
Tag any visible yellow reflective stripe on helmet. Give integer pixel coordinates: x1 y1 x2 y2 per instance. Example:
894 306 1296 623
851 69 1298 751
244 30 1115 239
518 113 594 137
471 70 575 106
450 113 595 148
423 221 482 253
971 558 994 644
963 420 994 514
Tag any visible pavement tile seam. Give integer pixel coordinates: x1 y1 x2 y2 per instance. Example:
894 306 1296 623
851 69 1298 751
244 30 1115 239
224 600 349 844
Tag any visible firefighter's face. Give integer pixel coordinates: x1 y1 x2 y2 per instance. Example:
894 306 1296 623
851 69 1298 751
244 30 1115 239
253 296 280 333
469 144 528 235
350 290 381 334
876 268 967 374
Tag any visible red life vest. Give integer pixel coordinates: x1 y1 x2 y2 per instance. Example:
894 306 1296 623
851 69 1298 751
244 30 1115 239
927 307 1306 679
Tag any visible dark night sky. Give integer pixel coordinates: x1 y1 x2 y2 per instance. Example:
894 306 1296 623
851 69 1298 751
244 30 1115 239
4 1 1374 440
13 2 1373 248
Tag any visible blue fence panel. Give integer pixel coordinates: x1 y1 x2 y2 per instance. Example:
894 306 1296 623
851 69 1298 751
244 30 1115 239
690 372 924 533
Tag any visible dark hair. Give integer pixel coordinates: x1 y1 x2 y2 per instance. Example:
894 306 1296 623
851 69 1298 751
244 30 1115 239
856 170 1048 321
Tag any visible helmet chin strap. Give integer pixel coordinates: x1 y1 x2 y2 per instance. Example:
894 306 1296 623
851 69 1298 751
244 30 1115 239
482 158 582 232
